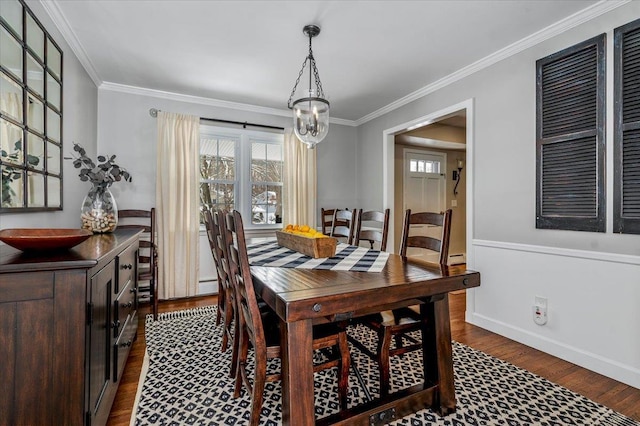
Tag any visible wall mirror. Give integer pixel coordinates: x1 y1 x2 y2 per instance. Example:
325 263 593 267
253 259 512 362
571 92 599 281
0 0 63 212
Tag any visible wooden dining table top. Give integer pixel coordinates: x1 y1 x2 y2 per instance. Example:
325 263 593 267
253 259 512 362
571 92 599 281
250 252 480 324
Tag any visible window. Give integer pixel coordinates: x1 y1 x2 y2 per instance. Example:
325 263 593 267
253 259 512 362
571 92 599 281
409 158 440 174
199 125 284 227
536 34 606 232
614 18 640 234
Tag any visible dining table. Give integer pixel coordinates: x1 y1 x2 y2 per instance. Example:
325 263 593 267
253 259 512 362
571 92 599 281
248 240 480 425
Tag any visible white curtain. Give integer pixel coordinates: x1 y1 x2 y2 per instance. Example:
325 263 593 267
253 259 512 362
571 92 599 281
156 111 200 299
283 128 317 227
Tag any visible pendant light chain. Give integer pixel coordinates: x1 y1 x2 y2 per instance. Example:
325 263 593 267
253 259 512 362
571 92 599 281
287 29 326 109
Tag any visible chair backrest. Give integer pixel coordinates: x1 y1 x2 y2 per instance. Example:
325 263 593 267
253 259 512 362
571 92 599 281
399 209 452 264
222 210 265 351
118 208 156 267
354 209 390 251
203 207 227 286
330 208 361 245
321 208 338 235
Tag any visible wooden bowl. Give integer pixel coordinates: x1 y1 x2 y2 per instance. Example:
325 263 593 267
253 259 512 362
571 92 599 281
0 228 93 251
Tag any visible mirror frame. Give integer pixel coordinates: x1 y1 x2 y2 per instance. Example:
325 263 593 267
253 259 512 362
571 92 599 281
1 0 63 212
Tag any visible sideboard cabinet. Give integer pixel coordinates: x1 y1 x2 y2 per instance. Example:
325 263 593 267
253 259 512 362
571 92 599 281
0 229 141 426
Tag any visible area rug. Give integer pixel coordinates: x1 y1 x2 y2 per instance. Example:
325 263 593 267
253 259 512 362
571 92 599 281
132 306 638 425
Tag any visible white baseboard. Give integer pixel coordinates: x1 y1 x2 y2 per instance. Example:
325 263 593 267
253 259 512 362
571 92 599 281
467 311 640 389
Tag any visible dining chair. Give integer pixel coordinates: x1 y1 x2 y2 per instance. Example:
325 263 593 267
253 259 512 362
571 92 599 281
223 210 350 425
117 208 158 320
353 208 390 251
330 208 361 245
349 208 452 396
203 207 235 359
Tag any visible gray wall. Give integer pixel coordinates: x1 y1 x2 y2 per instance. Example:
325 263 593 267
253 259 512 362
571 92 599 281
97 89 358 223
1 1 98 229
356 2 640 388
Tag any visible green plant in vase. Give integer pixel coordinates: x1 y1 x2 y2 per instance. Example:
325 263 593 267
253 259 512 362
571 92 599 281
70 143 132 233
1 141 40 207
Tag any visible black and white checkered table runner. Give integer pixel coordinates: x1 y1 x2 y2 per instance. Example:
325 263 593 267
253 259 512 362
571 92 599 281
246 240 390 272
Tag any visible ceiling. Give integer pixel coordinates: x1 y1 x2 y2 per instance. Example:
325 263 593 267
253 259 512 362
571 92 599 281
48 0 601 122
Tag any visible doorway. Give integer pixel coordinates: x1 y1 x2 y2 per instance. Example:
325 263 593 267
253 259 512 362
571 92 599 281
382 99 473 268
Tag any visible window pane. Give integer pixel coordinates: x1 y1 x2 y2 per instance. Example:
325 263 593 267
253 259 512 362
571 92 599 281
268 185 282 224
26 13 44 61
410 160 417 172
200 182 234 212
27 171 44 207
266 143 283 182
27 95 44 134
26 132 44 171
47 107 60 142
200 136 236 180
417 160 425 173
1 165 24 207
0 27 23 82
1 72 23 121
1 118 24 164
47 175 60 207
47 73 61 110
251 184 267 224
251 142 266 182
47 141 60 174
26 52 44 97
0 1 23 38
424 161 433 173
48 38 62 79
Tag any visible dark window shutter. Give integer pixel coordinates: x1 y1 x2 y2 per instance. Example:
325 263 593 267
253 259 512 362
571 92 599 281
614 19 640 234
536 34 606 232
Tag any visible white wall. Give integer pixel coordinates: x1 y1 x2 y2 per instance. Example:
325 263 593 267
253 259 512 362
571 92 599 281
0 1 98 230
356 3 640 388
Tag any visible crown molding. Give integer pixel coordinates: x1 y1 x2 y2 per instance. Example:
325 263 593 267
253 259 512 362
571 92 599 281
100 82 358 126
355 0 630 126
40 0 102 87
42 0 625 128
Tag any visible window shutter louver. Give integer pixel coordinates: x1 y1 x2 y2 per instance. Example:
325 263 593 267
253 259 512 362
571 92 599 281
614 19 640 234
536 35 606 232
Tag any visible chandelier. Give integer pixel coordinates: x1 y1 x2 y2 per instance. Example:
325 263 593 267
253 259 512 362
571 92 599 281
287 25 329 148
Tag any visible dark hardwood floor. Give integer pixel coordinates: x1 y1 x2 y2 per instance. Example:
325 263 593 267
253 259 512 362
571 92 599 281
107 292 640 425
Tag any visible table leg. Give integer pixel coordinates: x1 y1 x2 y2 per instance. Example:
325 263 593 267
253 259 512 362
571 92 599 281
422 294 456 415
280 318 315 426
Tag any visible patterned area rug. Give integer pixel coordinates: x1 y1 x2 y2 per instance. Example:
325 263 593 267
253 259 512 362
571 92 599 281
133 306 638 425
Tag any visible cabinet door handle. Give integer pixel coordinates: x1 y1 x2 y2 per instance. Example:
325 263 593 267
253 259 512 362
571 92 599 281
121 301 133 309
119 340 132 348
120 264 133 270
111 320 120 329
130 287 137 294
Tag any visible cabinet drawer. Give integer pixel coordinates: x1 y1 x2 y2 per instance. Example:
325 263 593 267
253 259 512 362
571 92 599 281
113 278 136 338
116 243 137 294
113 314 137 383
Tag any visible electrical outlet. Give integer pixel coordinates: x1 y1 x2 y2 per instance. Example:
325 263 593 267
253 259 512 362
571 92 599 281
533 296 547 325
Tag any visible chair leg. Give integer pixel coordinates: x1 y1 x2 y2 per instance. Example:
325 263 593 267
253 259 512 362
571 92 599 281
229 301 239 380
221 289 234 352
234 327 248 399
152 265 159 320
250 353 267 426
377 326 392 397
215 290 223 326
337 332 351 411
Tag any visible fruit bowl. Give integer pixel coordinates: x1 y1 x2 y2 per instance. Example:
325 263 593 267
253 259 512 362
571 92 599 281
0 228 93 251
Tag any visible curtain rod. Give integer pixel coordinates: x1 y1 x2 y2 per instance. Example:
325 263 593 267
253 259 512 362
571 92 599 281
148 108 284 131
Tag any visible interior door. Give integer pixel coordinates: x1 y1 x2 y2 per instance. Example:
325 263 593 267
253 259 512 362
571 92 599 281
403 150 446 263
